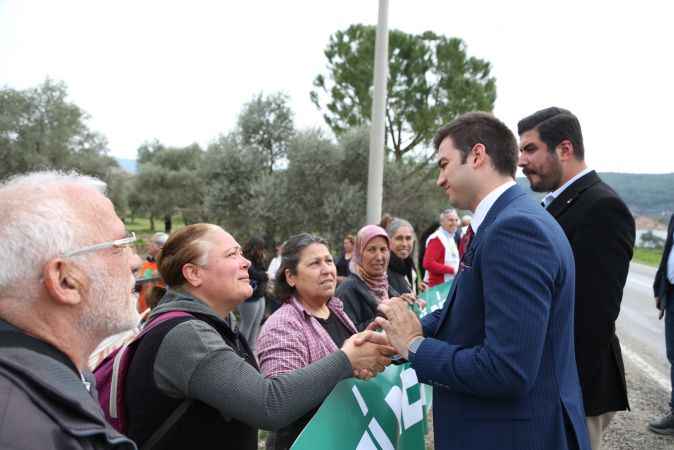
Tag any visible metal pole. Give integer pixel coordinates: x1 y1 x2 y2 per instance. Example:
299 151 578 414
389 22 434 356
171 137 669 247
366 0 389 225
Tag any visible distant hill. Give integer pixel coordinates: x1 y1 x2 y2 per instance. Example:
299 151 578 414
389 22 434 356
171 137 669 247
517 172 674 220
115 158 137 174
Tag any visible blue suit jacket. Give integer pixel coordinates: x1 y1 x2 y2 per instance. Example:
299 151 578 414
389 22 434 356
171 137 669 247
411 185 590 450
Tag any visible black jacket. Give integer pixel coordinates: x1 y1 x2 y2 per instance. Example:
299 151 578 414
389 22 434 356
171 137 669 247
654 214 674 303
125 310 258 450
546 170 634 416
387 253 416 295
335 274 400 331
0 319 136 450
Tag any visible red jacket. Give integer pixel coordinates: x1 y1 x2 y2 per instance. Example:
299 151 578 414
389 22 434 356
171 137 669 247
423 236 456 287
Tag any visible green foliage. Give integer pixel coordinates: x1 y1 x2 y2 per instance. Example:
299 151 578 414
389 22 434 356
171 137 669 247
0 80 118 178
0 79 129 213
130 142 206 230
633 247 664 267
237 92 295 174
203 133 264 232
311 25 496 161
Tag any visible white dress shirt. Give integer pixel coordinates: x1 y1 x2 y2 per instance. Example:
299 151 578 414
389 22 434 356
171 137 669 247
541 167 592 209
471 180 517 233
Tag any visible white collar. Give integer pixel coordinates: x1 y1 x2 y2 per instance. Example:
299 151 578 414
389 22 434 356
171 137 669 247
544 167 592 204
471 180 517 233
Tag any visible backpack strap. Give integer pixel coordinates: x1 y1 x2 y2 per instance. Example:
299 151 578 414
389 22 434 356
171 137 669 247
142 399 192 450
108 310 194 420
126 311 195 449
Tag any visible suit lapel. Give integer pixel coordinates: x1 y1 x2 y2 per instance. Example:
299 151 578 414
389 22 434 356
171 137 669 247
546 171 601 218
433 184 527 335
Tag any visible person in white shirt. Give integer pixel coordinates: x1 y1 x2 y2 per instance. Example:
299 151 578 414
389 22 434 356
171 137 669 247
267 242 284 280
373 111 589 450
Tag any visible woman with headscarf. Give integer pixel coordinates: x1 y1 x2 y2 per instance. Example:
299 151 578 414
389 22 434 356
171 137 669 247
335 224 401 331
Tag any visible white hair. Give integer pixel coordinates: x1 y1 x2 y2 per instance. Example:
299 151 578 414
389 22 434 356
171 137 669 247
386 217 415 239
439 208 458 221
0 171 108 293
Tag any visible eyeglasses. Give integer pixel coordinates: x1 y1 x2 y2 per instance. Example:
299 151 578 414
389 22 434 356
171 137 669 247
63 232 137 258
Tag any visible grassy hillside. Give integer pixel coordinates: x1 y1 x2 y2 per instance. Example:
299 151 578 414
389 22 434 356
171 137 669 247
517 172 674 220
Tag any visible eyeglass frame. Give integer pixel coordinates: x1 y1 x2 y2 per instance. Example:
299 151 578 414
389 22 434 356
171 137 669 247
62 232 137 258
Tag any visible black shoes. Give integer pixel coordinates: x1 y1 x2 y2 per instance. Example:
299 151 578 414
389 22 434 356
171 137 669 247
648 412 674 435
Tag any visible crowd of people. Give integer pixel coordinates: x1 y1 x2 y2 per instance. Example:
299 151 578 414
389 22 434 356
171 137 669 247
0 107 672 450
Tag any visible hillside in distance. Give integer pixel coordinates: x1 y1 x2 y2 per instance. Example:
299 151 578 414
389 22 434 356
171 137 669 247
517 172 673 220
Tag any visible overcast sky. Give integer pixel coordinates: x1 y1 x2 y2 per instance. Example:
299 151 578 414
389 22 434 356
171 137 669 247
1 0 672 173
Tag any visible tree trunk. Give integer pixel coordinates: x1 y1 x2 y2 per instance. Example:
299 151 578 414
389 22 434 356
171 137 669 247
164 214 172 233
149 214 155 231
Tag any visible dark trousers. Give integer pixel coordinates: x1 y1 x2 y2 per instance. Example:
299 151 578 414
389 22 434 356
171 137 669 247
666 287 674 410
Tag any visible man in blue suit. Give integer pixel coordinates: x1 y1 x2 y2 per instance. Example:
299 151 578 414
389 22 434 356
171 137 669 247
376 112 590 450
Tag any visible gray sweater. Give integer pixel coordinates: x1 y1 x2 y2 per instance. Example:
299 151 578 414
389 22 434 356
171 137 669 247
149 290 353 430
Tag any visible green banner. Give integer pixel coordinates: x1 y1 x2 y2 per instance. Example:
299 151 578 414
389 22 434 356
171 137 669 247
290 281 452 450
418 280 452 317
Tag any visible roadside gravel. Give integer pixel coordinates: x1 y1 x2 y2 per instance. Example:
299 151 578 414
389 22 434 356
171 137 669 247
603 352 674 450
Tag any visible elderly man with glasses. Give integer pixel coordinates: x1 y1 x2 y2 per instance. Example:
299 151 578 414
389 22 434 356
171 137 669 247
0 171 139 450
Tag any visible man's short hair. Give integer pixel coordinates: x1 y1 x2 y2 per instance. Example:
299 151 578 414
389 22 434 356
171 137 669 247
517 107 585 160
433 112 518 178
0 171 107 293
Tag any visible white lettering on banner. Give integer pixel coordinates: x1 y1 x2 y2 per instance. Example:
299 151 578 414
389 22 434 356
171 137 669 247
353 385 395 450
355 431 377 450
352 385 369 416
368 418 395 450
400 368 423 430
352 369 425 450
384 386 402 434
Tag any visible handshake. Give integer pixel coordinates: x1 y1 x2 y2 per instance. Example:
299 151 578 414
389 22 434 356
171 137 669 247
340 296 425 380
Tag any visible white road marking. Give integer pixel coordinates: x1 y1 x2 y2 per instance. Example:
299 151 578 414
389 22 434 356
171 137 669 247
626 275 655 291
621 345 671 392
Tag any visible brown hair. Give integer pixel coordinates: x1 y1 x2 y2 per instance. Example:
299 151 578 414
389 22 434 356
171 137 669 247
158 223 218 288
273 233 330 302
433 112 518 178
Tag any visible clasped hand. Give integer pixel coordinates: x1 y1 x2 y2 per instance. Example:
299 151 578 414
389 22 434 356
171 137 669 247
341 330 396 380
373 297 423 360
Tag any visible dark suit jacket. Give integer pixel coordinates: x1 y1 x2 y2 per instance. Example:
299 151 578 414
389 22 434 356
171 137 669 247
412 185 590 450
653 214 674 302
336 274 400 331
546 171 634 416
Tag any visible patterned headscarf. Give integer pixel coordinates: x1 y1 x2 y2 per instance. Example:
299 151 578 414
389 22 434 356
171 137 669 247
349 224 390 303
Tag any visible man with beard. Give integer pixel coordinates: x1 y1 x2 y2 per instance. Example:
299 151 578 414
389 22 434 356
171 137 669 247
518 107 635 450
0 171 139 449
375 112 589 450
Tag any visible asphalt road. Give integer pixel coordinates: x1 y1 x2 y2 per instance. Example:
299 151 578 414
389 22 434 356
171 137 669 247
605 262 673 449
